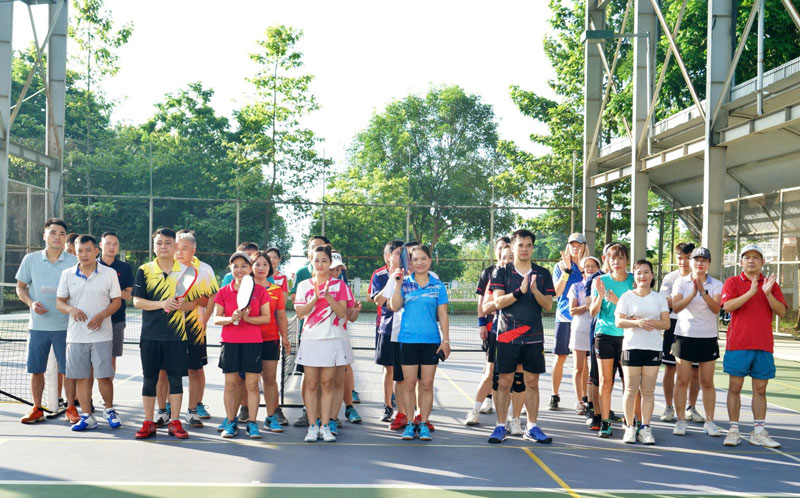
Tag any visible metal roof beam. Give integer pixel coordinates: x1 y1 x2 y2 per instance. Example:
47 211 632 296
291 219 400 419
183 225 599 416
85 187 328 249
2 140 58 169
717 101 800 145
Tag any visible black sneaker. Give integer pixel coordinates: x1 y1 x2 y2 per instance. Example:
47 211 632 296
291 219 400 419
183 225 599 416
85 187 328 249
274 407 289 426
548 395 560 411
381 405 394 422
609 410 623 423
589 415 602 431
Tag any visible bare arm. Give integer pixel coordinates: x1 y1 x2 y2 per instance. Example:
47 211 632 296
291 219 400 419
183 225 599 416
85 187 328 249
569 296 587 317
16 281 47 314
435 303 451 359
242 301 271 325
120 287 133 301
134 296 180 312
671 290 696 314
390 279 404 312
86 297 122 330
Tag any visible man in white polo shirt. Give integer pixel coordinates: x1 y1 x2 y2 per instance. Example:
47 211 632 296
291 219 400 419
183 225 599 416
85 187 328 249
56 235 122 431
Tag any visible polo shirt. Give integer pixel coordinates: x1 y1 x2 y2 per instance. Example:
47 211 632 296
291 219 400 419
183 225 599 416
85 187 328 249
592 273 635 337
56 263 121 343
370 267 391 331
380 276 404 342
259 282 285 341
184 258 220 344
659 269 686 319
489 262 556 344
15 249 77 331
397 273 449 344
132 259 188 342
672 274 723 338
98 257 134 323
215 282 268 344
721 272 787 352
554 260 583 322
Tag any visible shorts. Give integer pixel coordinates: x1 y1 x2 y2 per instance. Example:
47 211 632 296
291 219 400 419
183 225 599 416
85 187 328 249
392 341 404 381
662 318 677 365
495 342 545 375
297 338 352 367
553 322 571 355
27 330 67 374
187 340 208 370
262 340 280 362
375 332 393 366
111 322 125 357
595 334 623 361
622 348 662 367
140 340 188 380
219 342 262 374
723 349 775 380
66 341 114 379
485 332 497 362
593 334 623 384
399 343 440 366
672 336 720 363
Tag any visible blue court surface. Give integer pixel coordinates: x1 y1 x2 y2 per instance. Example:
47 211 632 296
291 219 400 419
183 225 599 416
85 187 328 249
1 347 799 498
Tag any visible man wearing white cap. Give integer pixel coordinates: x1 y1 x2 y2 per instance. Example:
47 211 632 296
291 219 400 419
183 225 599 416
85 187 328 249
720 244 787 448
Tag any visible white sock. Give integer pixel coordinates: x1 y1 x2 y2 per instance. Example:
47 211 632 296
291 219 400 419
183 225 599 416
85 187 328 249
526 422 537 431
474 401 482 412
496 423 505 429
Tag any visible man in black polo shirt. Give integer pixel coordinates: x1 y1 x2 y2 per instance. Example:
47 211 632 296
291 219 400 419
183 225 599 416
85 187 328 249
487 229 555 444
98 232 134 374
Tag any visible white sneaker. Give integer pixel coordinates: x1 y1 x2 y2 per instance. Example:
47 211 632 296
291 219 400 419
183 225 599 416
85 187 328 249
154 409 170 427
686 406 705 423
464 409 480 426
479 398 494 414
673 419 688 436
704 421 721 437
304 424 320 442
723 426 741 446
749 430 781 448
508 417 523 436
320 424 336 442
638 425 656 445
660 406 675 422
623 425 637 444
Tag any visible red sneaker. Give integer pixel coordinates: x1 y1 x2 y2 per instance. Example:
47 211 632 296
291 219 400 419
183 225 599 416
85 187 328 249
135 420 157 439
168 419 189 439
413 414 434 432
20 406 45 424
389 412 408 430
65 405 81 424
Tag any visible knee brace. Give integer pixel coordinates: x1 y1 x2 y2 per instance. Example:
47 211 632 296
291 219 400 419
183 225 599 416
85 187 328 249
167 373 183 395
492 370 499 392
142 375 158 397
512 372 526 393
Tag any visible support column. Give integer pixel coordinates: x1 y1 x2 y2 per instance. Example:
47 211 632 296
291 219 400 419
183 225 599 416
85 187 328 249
703 0 733 278
582 0 605 252
630 0 656 263
0 2 13 297
46 1 68 218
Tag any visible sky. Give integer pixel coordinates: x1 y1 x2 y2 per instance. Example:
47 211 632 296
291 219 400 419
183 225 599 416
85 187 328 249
12 0 557 273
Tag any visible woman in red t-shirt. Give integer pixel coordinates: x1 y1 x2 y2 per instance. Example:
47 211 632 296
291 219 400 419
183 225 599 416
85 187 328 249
266 247 290 304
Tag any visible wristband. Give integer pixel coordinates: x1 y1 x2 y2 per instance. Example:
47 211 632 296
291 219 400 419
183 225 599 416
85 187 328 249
513 289 523 299
564 267 572 274
478 316 489 327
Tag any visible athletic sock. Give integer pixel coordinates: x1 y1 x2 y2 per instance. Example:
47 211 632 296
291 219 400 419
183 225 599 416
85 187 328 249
753 420 765 433
640 424 649 429
474 401 482 412
486 394 492 399
496 423 505 429
582 396 588 404
346 405 353 410
586 401 594 411
526 422 537 431
730 422 739 431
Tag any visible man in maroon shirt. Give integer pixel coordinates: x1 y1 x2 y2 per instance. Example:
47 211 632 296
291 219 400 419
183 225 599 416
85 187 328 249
720 244 787 448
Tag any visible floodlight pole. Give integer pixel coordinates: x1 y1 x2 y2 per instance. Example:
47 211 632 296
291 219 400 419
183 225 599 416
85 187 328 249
46 0 67 218
0 1 12 309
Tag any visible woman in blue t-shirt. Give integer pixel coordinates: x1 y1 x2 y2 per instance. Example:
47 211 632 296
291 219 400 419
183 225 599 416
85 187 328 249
389 245 450 442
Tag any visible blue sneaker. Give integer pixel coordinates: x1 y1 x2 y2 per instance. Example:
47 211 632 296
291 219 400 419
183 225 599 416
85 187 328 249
488 425 507 444
195 403 211 419
345 406 362 424
523 425 553 444
246 421 261 439
104 408 122 429
401 423 417 440
71 414 98 431
222 420 238 438
217 417 230 433
264 414 284 433
352 390 361 404
418 422 432 441
329 419 339 435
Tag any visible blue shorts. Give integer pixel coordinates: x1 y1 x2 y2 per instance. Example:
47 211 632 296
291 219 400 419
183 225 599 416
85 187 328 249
27 330 67 374
553 322 571 355
723 350 775 380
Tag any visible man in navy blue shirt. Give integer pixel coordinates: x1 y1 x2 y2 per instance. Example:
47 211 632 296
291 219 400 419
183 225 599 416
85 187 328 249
98 232 134 374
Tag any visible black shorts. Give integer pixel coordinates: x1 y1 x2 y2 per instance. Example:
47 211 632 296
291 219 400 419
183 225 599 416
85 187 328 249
622 349 663 367
219 342 262 374
140 340 188 379
595 334 623 361
400 343 440 366
261 340 280 362
375 332 393 366
187 340 208 370
662 318 678 365
589 322 599 386
485 332 497 362
672 336 720 363
495 342 545 375
392 341 404 381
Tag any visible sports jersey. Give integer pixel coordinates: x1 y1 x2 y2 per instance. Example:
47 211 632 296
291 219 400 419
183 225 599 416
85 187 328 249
553 260 583 322
615 290 669 351
397 273 448 344
132 259 188 341
271 272 289 293
721 272 787 352
259 282 285 341
489 262 556 345
98 257 134 323
56 263 121 343
214 282 268 343
672 274 723 338
370 267 390 329
591 273 634 337
184 257 219 344
476 265 495 296
380 276 404 341
294 278 350 341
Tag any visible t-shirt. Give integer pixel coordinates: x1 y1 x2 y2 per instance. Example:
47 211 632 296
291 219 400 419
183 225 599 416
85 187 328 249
490 263 556 345
554 260 583 322
592 273 635 337
476 265 495 296
721 272 787 352
214 282 268 343
290 263 313 295
15 249 78 331
659 270 686 319
132 259 188 342
272 272 289 293
98 257 134 323
56 263 122 343
184 258 219 344
397 273 449 344
370 267 390 330
567 281 591 336
259 282 285 341
380 277 404 341
672 274 723 339
294 278 349 341
615 290 669 351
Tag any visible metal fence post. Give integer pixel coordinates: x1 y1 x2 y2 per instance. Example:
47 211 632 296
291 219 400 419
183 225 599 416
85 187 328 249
658 210 664 285
235 199 240 249
776 190 785 333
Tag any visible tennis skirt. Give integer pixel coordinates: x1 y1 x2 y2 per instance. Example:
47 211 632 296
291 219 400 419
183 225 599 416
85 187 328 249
296 338 352 367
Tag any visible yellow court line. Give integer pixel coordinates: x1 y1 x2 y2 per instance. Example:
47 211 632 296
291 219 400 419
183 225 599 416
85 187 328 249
438 366 475 405
521 447 581 498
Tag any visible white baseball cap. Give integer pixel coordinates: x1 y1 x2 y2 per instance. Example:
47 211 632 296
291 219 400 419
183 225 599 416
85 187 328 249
739 243 764 259
330 252 346 269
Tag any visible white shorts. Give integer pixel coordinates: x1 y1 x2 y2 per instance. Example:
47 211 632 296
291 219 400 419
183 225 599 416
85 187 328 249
297 338 352 367
569 320 591 352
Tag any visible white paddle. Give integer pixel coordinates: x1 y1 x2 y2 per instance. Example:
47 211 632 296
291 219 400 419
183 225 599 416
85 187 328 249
232 275 255 325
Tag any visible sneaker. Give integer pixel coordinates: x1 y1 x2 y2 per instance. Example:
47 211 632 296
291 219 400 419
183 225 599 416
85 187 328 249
412 415 434 432
508 417 524 436
58 397 66 411
575 401 586 415
237 406 249 424
195 403 211 419
65 405 81 424
20 406 45 424
104 408 122 429
320 424 336 442
673 419 688 436
585 407 595 426
221 420 237 438
274 407 289 426
418 423 432 441
345 406 362 424
134 420 157 439
609 410 623 423
246 421 261 439
749 430 781 448
168 419 189 439
524 425 553 444
381 405 394 422
704 421 721 437
488 425 507 444
465 409 480 426
548 394 560 411
638 425 656 445
304 424 320 442
71 414 98 431
389 412 408 431
185 409 203 428
391 393 397 409
589 415 602 431
401 423 417 440
479 397 494 414
218 417 231 432
660 405 676 422
294 408 309 427
329 419 339 435
165 402 171 415
352 390 361 404
686 406 705 423
622 425 636 444
598 421 612 438
154 409 170 427
264 414 284 433
723 426 742 446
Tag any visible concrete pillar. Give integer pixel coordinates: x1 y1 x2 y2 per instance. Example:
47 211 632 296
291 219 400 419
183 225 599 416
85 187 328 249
703 0 733 278
630 0 657 263
46 1 68 218
0 2 12 294
582 0 605 253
